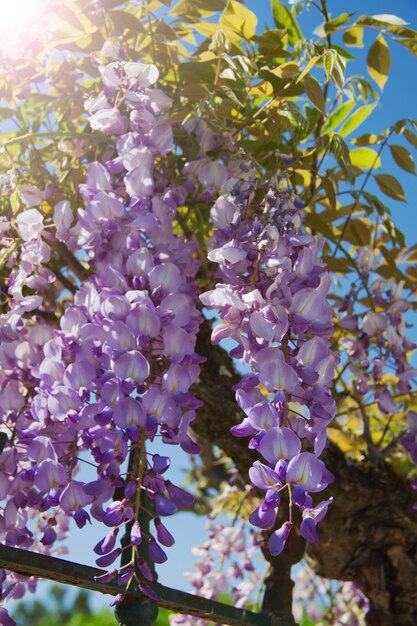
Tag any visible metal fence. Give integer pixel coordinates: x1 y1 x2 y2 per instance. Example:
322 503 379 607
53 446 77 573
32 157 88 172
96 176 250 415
0 545 289 626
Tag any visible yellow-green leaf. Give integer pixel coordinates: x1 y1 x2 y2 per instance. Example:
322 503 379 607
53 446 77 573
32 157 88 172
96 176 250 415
374 173 406 201
304 75 325 114
221 0 258 40
296 55 320 84
268 62 299 79
350 147 381 169
338 103 376 137
389 144 416 174
194 21 240 42
324 12 355 34
271 0 303 47
343 26 364 47
169 0 227 17
351 133 379 146
367 34 390 90
322 100 355 133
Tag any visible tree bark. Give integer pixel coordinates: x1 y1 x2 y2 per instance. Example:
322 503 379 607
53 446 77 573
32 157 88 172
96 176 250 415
193 320 417 626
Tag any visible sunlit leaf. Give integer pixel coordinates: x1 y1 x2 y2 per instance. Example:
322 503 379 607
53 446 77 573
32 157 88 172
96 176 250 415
323 49 345 91
268 62 299 79
371 14 408 26
296 55 320 84
271 0 303 47
322 100 355 133
358 15 417 39
248 82 273 97
338 103 376 137
169 0 227 17
367 34 391 90
374 173 406 201
343 26 364 48
350 147 381 169
221 1 258 40
351 133 379 146
328 427 364 458
193 21 240 43
397 38 417 57
324 13 355 34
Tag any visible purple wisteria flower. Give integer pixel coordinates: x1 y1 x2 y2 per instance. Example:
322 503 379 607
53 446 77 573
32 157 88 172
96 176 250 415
0 58 204 613
201 183 338 553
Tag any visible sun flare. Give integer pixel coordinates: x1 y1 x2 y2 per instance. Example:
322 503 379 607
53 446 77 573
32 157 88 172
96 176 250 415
0 0 47 45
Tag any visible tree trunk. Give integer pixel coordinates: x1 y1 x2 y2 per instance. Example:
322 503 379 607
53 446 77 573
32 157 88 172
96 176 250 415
306 445 417 626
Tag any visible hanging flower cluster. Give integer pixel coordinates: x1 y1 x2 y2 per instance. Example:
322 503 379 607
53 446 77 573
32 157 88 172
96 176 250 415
201 184 338 554
337 246 416 461
0 58 204 619
169 520 262 626
292 560 369 626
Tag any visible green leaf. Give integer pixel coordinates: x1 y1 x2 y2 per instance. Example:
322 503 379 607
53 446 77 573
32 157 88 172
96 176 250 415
374 173 406 201
404 128 417 150
271 0 303 47
329 133 351 166
324 12 355 34
367 34 390 90
322 100 355 133
169 0 227 18
323 49 345 90
109 10 145 34
323 49 335 82
342 218 372 245
350 147 381 169
304 75 325 114
338 102 376 137
321 176 337 209
389 144 416 174
343 26 364 47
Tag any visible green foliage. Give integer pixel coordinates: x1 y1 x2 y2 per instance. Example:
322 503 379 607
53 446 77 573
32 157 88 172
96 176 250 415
12 586 171 626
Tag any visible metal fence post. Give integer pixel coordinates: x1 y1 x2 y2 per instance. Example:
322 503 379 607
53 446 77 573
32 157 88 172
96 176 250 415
115 594 159 626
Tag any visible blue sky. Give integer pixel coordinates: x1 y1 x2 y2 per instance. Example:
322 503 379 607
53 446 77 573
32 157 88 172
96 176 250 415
11 0 417 617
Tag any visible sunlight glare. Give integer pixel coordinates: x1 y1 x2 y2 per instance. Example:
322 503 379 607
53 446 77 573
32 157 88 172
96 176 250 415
0 0 47 45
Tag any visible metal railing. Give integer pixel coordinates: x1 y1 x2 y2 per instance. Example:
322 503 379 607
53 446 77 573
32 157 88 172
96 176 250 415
0 545 290 626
